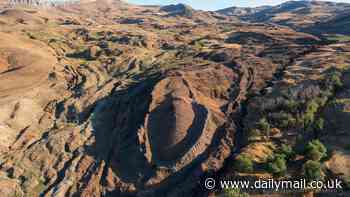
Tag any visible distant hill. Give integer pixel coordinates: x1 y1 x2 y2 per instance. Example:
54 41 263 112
217 5 271 18
305 11 350 35
160 3 194 17
7 0 79 7
217 0 350 35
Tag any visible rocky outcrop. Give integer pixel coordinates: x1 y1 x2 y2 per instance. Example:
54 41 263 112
160 3 194 17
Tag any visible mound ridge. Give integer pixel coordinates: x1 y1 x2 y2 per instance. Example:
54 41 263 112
144 65 234 168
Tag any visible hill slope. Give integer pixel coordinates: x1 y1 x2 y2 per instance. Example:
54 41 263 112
217 0 350 35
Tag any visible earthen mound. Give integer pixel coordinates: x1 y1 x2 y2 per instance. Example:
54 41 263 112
142 65 236 170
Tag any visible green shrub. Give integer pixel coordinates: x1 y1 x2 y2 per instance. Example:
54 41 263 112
306 100 319 114
329 71 343 89
301 100 326 131
273 112 296 129
266 155 287 177
313 118 324 132
299 100 320 130
303 160 323 181
194 40 205 49
314 96 328 107
300 113 314 130
305 140 327 161
257 118 271 138
279 144 294 160
223 188 249 197
234 155 254 173
247 128 261 141
284 99 300 113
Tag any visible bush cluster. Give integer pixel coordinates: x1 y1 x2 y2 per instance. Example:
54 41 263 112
302 160 323 181
234 155 254 173
266 154 287 177
305 140 327 161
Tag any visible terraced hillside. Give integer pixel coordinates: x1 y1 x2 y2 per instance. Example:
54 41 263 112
0 0 350 197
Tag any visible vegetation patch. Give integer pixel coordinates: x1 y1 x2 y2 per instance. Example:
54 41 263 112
326 34 350 42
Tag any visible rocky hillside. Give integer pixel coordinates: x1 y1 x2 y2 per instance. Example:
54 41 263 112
0 0 349 197
217 0 350 35
6 0 79 7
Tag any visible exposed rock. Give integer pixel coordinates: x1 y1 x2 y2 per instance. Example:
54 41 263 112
160 3 194 17
117 17 144 24
89 45 102 59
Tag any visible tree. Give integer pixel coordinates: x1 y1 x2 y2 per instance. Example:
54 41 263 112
234 155 254 173
284 99 299 113
313 118 324 132
329 71 343 89
306 100 319 114
279 144 294 160
257 118 271 139
266 155 287 177
275 112 296 129
302 100 319 129
305 140 327 161
303 160 323 181
247 128 260 142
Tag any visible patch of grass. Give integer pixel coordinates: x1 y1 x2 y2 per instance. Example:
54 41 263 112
326 34 350 42
221 26 233 33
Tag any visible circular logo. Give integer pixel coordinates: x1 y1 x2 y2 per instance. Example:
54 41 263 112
205 178 216 190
